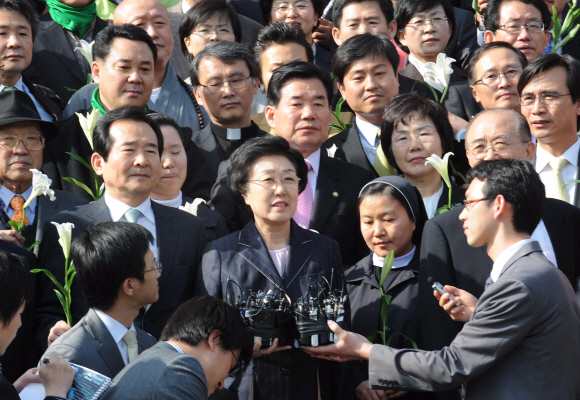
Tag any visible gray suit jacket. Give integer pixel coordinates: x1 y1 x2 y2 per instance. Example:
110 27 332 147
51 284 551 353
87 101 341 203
40 309 156 378
102 341 208 400
368 241 580 399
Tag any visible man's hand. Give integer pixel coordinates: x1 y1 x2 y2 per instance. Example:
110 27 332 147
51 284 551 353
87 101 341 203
14 368 41 393
48 320 71 347
302 320 373 362
313 18 333 50
435 285 478 322
0 229 25 247
252 337 292 358
39 352 75 398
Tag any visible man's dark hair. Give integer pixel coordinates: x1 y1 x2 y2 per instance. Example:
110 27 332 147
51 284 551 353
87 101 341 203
191 41 258 86
160 296 253 370
332 34 399 85
253 21 314 82
333 0 394 30
267 61 333 107
228 135 308 200
466 159 544 235
0 0 39 40
465 108 532 146
0 250 31 327
71 222 154 311
394 0 455 53
484 0 551 32
466 42 528 85
259 0 325 26
93 107 164 162
179 0 242 62
94 24 158 63
381 93 454 175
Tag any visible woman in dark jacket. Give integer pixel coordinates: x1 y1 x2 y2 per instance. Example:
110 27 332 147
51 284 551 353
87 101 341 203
345 176 433 400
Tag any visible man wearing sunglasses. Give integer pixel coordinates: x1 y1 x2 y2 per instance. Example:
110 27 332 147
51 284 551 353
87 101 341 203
102 296 253 400
39 222 158 379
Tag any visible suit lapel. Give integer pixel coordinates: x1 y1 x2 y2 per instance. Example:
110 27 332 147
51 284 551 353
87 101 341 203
192 125 222 172
85 309 126 376
40 18 85 83
284 223 314 290
151 202 178 293
310 154 341 232
85 197 113 224
238 222 284 289
543 200 575 281
498 241 543 279
342 122 377 175
35 195 60 244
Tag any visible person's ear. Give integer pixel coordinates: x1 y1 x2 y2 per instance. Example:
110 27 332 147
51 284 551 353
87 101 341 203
332 27 342 46
397 29 407 48
386 20 398 40
470 85 481 103
92 61 101 84
207 329 221 351
91 152 105 176
483 31 494 44
524 141 536 162
193 86 204 107
251 78 260 95
265 105 276 129
121 278 136 297
337 82 346 99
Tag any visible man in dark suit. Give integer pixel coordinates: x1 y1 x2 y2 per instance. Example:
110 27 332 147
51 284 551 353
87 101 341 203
40 222 158 378
418 108 580 351
211 62 373 266
0 0 62 120
306 159 580 399
35 107 206 352
168 0 263 80
0 91 86 253
102 296 252 400
23 0 108 104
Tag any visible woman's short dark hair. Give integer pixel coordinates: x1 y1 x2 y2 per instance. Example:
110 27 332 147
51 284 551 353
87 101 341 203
71 222 154 311
93 107 164 162
253 21 314 82
94 24 158 63
0 250 31 327
333 0 394 29
148 113 187 149
381 93 454 174
466 42 528 85
260 0 325 25
179 0 242 62
467 159 544 235
394 0 455 53
191 41 258 87
0 0 39 40
160 296 253 370
484 0 551 32
267 61 333 107
227 135 308 200
332 34 399 85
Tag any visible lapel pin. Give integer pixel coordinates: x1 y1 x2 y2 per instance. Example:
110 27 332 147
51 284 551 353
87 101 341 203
332 192 339 197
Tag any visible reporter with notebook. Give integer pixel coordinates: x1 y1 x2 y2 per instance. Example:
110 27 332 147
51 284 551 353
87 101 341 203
40 222 158 379
0 250 74 400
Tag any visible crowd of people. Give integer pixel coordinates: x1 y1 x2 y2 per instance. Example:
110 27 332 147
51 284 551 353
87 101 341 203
0 0 579 399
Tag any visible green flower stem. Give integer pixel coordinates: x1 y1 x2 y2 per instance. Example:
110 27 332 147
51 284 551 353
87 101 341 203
448 184 452 210
440 84 449 104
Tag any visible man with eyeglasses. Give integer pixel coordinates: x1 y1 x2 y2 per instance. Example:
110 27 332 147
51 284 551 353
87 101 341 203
483 0 551 62
418 107 580 354
191 41 267 188
102 296 253 400
39 222 158 379
0 90 86 251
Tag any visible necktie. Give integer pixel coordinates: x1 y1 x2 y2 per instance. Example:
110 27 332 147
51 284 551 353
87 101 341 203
124 208 142 223
374 129 397 177
122 330 138 364
546 157 570 203
293 160 313 229
484 276 494 291
3 87 16 91
10 196 29 225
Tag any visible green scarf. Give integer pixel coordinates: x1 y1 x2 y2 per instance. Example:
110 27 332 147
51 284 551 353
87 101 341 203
90 87 149 114
46 0 97 39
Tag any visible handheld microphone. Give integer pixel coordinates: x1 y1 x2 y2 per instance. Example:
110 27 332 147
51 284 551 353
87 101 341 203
427 277 462 307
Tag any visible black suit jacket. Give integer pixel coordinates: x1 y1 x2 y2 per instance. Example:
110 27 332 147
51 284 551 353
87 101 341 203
22 75 63 119
444 80 483 121
182 196 229 242
418 198 580 351
228 0 264 24
444 8 479 70
323 121 378 177
34 197 206 351
23 13 108 104
210 151 374 266
314 42 333 73
399 63 468 101
562 4 580 61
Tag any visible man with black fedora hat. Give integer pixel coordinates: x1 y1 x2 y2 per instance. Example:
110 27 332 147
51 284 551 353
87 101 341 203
0 90 86 251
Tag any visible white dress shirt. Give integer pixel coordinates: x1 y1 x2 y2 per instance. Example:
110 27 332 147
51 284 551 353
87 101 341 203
94 309 137 366
0 76 54 121
305 149 321 199
0 185 37 224
165 341 185 354
489 239 535 282
104 191 158 259
535 136 580 204
356 116 380 165
530 219 558 268
373 246 416 269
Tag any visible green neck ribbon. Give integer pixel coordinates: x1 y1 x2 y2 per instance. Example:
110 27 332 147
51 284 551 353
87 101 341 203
47 0 97 39
90 87 149 115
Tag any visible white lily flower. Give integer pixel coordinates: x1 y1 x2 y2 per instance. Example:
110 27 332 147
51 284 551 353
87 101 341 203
423 53 455 89
76 109 101 150
425 152 454 189
326 144 338 158
51 222 75 260
79 40 94 65
24 169 56 208
179 198 206 216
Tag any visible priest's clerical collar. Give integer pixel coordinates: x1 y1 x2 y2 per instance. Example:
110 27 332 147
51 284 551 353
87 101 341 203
211 122 257 141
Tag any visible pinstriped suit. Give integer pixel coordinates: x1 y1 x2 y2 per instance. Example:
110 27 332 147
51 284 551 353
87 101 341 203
196 220 344 400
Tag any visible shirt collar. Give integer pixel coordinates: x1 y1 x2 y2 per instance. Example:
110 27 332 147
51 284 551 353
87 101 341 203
490 238 535 282
0 184 34 212
94 309 136 345
305 148 321 177
151 191 182 209
372 246 416 269
0 76 24 92
536 136 580 172
182 0 191 13
355 116 380 147
311 42 317 57
104 191 155 224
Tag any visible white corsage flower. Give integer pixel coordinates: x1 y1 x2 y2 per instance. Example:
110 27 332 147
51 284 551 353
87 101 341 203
179 198 206 216
326 144 338 158
24 169 56 208
76 109 100 150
